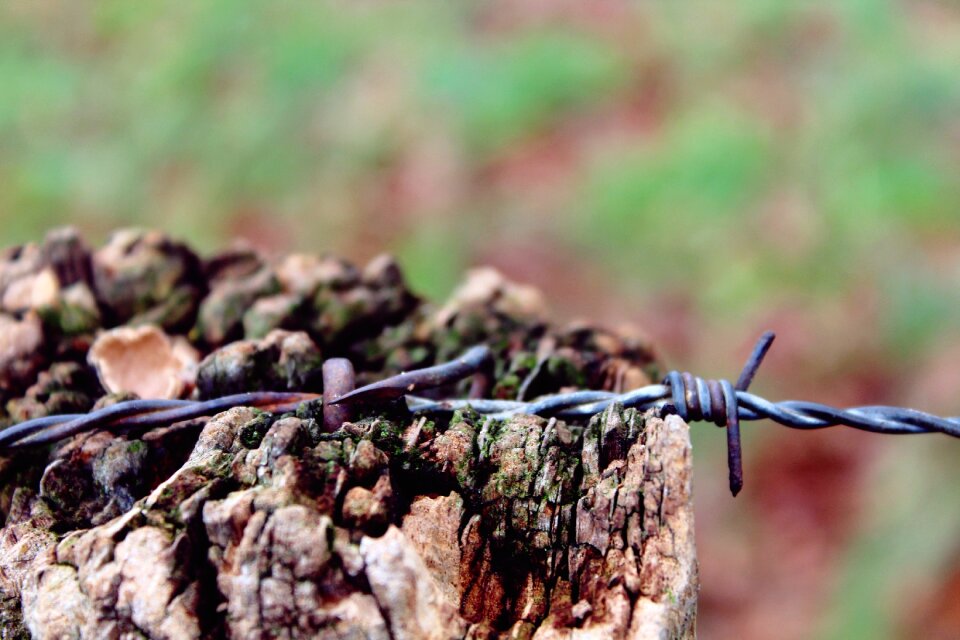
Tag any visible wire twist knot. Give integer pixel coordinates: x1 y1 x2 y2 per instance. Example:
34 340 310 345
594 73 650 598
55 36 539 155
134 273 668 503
660 332 776 496
663 371 738 428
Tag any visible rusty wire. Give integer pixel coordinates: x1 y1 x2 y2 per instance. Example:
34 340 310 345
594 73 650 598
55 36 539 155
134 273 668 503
3 333 959 496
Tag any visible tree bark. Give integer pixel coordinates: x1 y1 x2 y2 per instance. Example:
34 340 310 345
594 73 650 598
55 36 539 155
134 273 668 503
0 230 697 639
3 404 697 639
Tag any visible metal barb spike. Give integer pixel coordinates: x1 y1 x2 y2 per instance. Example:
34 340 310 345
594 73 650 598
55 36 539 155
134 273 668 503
728 331 776 496
330 345 493 406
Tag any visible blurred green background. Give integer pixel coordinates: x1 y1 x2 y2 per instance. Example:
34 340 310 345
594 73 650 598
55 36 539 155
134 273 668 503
2 1 960 638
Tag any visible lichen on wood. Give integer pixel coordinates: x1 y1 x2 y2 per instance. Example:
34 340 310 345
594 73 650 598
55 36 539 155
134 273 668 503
0 229 693 640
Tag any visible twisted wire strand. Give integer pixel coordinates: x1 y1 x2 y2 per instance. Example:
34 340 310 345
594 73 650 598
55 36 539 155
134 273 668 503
410 386 960 437
0 399 193 449
0 393 319 449
403 331 956 497
2 332 959 496
9 384 957 445
5 373 958 443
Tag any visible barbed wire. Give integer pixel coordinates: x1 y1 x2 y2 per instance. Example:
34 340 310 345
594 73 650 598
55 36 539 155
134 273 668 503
2 332 958 496
407 391 960 436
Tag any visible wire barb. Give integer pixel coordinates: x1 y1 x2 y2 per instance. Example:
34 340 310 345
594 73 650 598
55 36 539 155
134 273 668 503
331 345 493 406
660 332 774 495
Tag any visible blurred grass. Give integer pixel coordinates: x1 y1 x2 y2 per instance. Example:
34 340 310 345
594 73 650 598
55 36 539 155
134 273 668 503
2 1 960 638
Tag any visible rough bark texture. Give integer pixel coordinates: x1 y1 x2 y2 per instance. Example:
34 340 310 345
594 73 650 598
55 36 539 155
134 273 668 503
0 229 696 639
